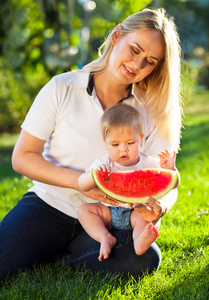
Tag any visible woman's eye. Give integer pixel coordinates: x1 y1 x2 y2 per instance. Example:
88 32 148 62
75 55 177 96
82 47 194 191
131 47 139 54
146 59 154 66
131 47 154 65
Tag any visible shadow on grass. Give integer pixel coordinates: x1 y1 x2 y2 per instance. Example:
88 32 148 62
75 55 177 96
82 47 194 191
0 264 126 299
0 145 21 181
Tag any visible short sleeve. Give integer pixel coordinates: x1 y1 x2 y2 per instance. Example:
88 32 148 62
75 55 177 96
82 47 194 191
21 77 59 141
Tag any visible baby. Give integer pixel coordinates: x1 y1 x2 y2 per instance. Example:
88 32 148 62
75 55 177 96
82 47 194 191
78 103 179 261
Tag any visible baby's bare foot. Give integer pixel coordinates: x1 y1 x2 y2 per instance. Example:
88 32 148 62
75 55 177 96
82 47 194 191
134 223 159 256
98 233 117 261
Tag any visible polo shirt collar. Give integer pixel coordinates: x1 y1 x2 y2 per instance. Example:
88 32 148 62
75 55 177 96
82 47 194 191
67 70 144 103
67 70 89 88
87 73 94 95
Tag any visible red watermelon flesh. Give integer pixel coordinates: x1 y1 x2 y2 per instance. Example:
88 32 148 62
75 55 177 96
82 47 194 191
92 168 178 203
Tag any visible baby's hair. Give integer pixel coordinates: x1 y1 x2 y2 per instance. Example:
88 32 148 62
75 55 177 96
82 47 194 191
101 103 143 140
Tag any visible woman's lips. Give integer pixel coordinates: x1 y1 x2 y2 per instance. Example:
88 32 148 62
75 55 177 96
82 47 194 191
123 64 136 76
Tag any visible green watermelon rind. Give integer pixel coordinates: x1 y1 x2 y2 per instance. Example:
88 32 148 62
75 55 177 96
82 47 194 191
91 168 178 204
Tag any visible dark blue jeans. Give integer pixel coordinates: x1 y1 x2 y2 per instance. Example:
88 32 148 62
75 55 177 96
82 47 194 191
0 192 161 282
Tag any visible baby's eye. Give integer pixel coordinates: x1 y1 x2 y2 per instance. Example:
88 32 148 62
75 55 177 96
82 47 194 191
128 142 135 145
112 143 119 147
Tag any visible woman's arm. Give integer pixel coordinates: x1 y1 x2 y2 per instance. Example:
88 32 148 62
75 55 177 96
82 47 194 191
12 129 81 189
12 129 119 206
157 188 178 217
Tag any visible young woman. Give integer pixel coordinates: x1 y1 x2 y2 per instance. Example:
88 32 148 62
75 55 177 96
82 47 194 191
0 8 182 281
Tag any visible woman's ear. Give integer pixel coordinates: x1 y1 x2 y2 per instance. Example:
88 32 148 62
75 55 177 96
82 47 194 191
111 24 122 45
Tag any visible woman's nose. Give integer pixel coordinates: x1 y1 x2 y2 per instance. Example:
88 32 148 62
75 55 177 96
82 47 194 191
133 56 145 70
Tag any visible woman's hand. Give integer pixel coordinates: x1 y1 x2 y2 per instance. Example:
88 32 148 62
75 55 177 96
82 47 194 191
132 197 163 223
79 186 120 207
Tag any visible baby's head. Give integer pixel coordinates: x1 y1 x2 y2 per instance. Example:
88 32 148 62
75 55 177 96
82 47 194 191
101 103 143 141
100 103 144 166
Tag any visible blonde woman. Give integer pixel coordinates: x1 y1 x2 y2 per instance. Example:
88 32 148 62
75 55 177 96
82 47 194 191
0 8 182 281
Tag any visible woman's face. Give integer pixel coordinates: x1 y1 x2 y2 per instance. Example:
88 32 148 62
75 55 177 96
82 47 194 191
107 29 165 85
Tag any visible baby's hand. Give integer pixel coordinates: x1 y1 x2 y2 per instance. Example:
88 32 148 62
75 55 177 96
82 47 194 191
96 164 111 173
158 149 176 170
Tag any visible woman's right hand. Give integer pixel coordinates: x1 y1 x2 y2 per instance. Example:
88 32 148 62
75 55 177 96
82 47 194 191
79 186 120 206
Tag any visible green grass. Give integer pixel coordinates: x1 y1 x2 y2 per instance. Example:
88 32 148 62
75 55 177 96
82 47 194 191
0 90 209 299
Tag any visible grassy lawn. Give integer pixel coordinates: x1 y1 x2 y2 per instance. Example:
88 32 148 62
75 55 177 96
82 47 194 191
0 90 209 299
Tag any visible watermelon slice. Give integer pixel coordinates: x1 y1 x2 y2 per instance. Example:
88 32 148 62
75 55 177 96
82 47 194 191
92 168 178 203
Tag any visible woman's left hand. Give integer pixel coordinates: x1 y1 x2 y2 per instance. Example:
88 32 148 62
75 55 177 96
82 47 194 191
132 197 163 223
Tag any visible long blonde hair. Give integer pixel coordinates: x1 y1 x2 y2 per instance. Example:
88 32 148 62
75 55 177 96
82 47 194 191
83 8 183 152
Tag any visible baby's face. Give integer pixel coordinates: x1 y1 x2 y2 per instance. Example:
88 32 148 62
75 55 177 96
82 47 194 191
105 127 142 166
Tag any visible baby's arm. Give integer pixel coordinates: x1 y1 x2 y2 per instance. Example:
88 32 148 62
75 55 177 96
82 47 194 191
78 171 95 192
158 149 180 188
78 164 111 192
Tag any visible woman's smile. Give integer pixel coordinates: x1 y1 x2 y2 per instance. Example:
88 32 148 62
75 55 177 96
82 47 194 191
123 64 136 76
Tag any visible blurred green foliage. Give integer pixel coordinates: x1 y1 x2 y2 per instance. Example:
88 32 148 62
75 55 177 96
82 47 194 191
0 0 208 132
198 54 209 89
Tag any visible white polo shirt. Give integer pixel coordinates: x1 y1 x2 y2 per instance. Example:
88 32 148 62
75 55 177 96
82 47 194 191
22 70 171 218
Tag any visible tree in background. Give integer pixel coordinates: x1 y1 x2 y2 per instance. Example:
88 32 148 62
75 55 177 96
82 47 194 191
152 0 209 90
0 0 151 132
